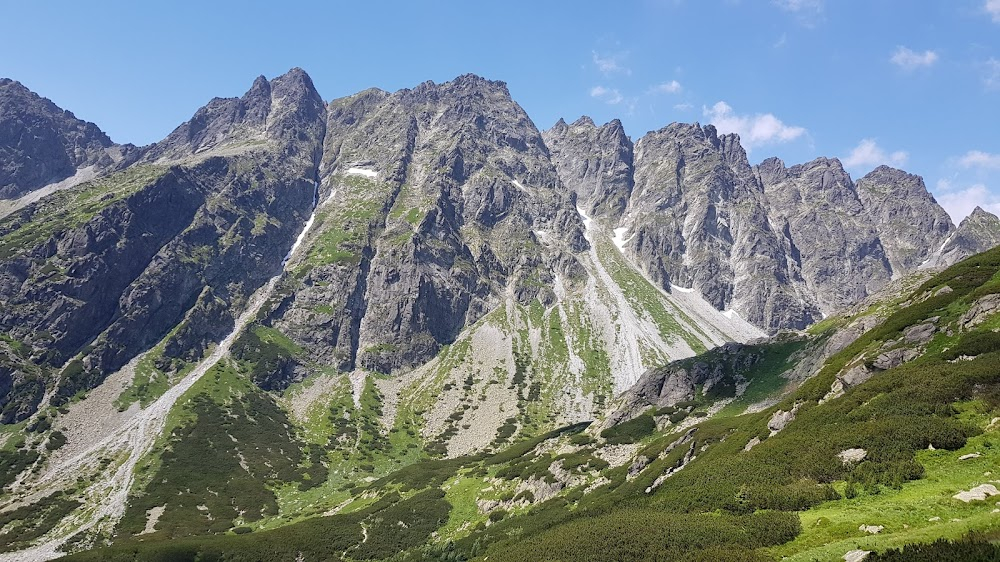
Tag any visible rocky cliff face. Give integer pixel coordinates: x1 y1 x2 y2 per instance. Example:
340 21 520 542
545 118 1000 332
1 71 999 432
546 121 820 331
0 69 325 420
543 116 634 218
855 165 954 272
759 157 893 316
924 206 1000 267
251 74 586 382
0 79 131 200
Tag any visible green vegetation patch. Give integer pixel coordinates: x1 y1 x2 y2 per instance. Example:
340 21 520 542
120 362 310 539
0 165 167 260
0 492 80 552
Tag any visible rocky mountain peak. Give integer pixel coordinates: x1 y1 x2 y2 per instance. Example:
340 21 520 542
543 114 634 217
923 206 1000 269
143 67 325 163
856 165 953 273
967 206 998 222
0 78 119 199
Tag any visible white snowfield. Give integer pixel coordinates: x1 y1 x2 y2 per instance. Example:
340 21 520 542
346 166 378 178
0 182 324 562
611 226 632 251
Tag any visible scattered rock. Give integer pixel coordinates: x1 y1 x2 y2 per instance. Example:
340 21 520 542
838 448 867 465
627 456 651 480
872 347 921 371
858 524 884 534
744 437 761 452
902 322 936 344
960 294 1000 331
928 516 941 522
953 484 1000 502
768 402 801 435
844 549 871 562
959 453 982 461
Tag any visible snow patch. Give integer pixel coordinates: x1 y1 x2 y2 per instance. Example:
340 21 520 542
283 182 319 266
346 167 378 178
611 227 632 251
576 206 593 234
670 284 695 294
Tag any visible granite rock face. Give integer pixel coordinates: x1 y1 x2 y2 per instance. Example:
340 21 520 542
759 157 892 316
545 118 1000 332
256 74 586 382
924 206 1000 268
0 78 129 199
0 69 326 420
543 116 634 218
855 165 954 272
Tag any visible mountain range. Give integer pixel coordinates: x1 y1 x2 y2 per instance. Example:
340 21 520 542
0 68 999 561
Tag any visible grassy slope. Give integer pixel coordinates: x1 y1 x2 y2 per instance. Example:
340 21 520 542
57 243 1000 560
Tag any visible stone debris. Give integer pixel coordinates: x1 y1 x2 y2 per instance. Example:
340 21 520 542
953 484 1000 502
768 402 801 436
844 549 871 562
858 524 884 534
838 448 867 465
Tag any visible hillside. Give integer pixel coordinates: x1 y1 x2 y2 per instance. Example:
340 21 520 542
38 240 1000 561
0 69 998 560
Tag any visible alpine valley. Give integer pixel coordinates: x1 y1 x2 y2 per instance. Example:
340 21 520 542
1 69 999 561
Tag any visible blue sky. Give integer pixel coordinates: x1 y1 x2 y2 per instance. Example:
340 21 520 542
3 0 998 221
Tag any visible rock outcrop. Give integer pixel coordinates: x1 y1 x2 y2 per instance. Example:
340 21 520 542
0 78 131 199
924 206 1000 268
256 74 586 382
0 69 326 419
543 117 634 218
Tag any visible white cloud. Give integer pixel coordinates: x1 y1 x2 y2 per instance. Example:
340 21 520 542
841 139 908 169
592 51 630 76
703 101 806 150
984 58 1000 89
772 0 823 25
590 86 623 105
959 150 1000 169
890 46 938 70
772 0 822 12
650 80 682 94
986 0 1000 22
673 102 694 111
936 183 1000 222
